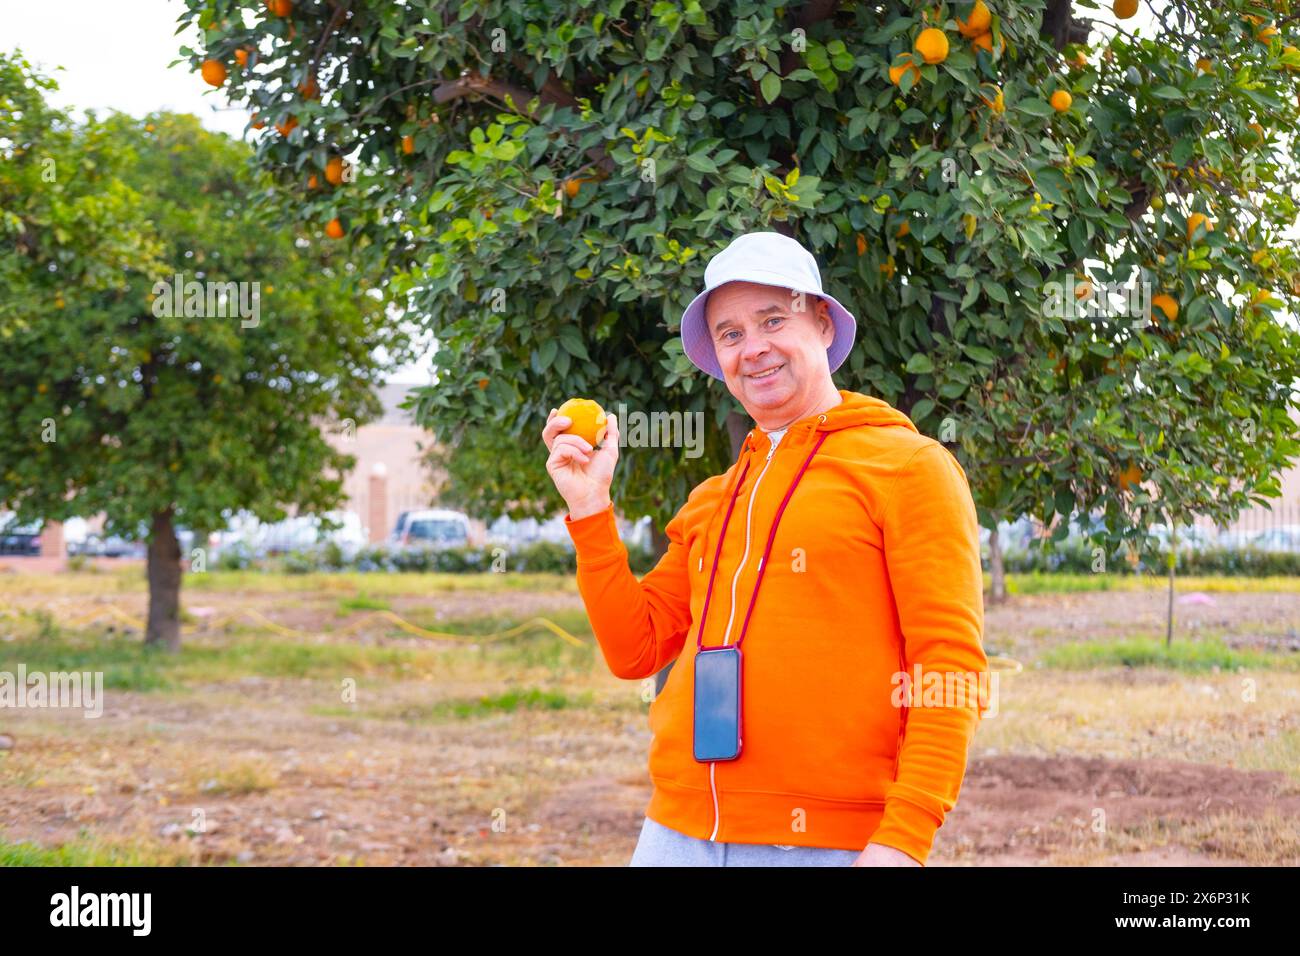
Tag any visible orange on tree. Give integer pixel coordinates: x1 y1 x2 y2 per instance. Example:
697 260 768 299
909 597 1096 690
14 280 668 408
250 113 266 129
971 31 1005 54
556 398 608 449
325 218 345 239
1258 25 1279 43
1186 212 1213 241
1113 0 1138 20
200 59 227 88
1116 463 1143 491
1151 293 1179 322
855 232 867 255
915 28 949 65
266 0 293 16
895 218 910 238
563 176 584 199
234 47 251 68
275 115 298 137
979 82 1005 113
401 134 415 154
307 173 319 189
1050 89 1072 111
888 52 922 86
957 1 992 39
298 76 320 100
1196 57 1212 73
325 155 345 185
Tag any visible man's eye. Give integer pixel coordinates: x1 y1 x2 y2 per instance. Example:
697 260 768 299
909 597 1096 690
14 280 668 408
766 316 785 328
722 330 740 342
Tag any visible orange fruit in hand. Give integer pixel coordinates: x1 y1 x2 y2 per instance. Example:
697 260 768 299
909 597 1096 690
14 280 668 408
200 60 227 87
556 398 608 449
325 156 345 185
325 218 344 239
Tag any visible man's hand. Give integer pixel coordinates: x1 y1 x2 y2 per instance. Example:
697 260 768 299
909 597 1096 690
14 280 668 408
852 843 922 867
542 408 620 520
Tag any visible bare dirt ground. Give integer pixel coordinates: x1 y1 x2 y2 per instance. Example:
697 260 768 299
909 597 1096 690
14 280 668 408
1 578 1297 866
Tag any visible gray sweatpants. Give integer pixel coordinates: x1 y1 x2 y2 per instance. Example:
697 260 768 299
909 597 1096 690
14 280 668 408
628 816 860 867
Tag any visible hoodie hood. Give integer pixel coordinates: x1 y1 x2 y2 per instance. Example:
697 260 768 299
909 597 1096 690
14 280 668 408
742 389 918 456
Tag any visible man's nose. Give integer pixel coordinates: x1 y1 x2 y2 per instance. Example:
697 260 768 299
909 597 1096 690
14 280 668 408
740 335 771 365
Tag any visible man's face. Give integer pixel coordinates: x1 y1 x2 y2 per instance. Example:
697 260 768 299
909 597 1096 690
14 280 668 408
705 280 835 419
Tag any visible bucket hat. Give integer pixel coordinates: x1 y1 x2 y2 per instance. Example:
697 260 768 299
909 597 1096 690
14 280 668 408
679 231 857 380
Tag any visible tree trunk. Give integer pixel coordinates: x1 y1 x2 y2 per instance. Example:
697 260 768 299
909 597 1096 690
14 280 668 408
726 409 750 461
1165 524 1176 648
653 412 751 696
650 518 675 697
988 526 1007 604
144 508 183 652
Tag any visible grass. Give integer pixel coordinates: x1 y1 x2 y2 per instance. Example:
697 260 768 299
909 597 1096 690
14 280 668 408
972 668 1300 779
436 687 593 720
186 758 279 796
184 570 577 595
0 629 448 691
338 592 391 613
1000 572 1300 595
0 832 211 866
1041 635 1300 672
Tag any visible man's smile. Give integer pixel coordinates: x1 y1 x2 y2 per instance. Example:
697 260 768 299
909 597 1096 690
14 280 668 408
746 363 785 380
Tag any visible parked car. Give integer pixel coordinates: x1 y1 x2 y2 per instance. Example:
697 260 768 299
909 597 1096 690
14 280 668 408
393 509 470 550
1217 528 1265 551
0 512 42 555
1249 525 1300 554
1146 523 1218 553
257 511 365 558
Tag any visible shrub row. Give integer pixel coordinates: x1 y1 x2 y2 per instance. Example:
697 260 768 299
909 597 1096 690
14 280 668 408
215 539 660 576
992 541 1300 576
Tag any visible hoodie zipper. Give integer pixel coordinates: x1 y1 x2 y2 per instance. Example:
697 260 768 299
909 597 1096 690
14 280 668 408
708 431 781 842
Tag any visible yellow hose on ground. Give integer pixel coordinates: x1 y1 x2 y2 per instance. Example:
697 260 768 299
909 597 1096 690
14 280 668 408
4 605 1023 670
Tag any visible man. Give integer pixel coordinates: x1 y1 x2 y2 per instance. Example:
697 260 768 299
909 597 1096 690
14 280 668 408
541 231 987 866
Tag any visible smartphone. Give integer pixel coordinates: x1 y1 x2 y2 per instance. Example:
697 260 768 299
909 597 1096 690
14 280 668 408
693 645 742 762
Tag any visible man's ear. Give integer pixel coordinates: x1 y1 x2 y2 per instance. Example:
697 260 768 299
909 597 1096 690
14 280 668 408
816 298 834 344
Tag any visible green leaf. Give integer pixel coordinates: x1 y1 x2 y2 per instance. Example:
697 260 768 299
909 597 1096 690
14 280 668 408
760 72 781 104
905 352 935 374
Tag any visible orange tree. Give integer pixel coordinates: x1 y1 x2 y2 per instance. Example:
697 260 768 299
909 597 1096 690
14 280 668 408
0 54 411 648
179 0 1300 586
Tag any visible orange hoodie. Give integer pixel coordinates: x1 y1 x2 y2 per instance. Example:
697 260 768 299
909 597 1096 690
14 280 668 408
563 389 987 865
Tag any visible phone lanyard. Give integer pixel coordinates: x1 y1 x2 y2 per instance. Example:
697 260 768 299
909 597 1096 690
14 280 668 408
695 430 829 651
